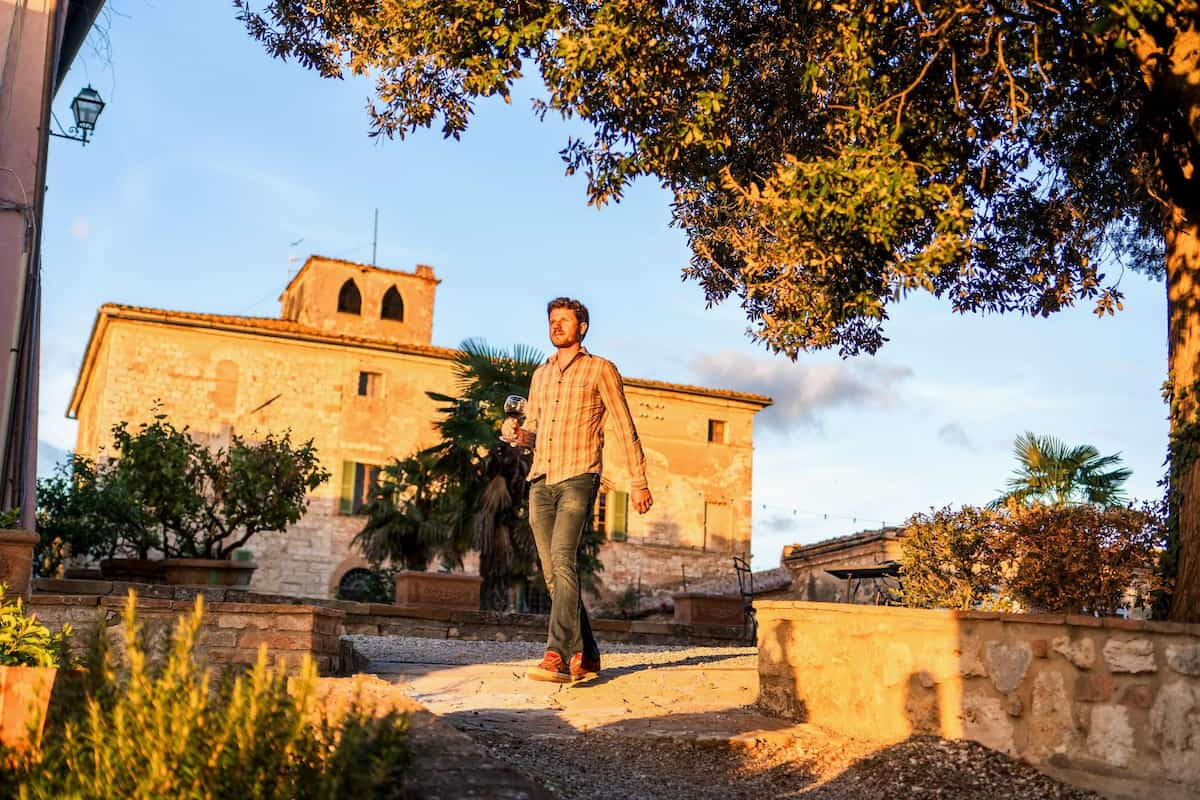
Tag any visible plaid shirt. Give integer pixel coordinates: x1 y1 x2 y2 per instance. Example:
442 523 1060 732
526 347 648 490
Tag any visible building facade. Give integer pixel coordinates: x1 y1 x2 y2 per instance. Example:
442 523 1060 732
68 256 772 600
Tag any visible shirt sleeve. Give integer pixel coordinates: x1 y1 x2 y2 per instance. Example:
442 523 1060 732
598 360 648 491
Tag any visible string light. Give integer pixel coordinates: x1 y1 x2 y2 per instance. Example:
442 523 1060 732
759 502 886 529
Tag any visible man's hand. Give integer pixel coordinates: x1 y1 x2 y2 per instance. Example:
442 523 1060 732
500 419 534 447
633 487 653 514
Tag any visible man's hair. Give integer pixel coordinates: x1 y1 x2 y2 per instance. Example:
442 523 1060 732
547 297 590 338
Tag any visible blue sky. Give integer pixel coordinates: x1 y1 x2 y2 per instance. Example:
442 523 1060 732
40 2 1168 570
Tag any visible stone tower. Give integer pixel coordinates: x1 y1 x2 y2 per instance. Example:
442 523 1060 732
279 255 439 346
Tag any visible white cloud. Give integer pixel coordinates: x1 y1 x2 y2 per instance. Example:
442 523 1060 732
691 353 912 430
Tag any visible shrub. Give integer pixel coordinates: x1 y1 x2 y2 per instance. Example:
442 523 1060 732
898 503 1166 616
0 584 71 668
898 506 1006 610
36 412 331 566
2 593 409 799
1001 502 1164 616
36 454 155 568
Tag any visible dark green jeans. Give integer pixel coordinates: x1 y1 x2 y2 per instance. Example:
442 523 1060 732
528 473 600 662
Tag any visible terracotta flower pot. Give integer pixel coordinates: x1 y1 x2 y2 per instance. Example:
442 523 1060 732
162 558 257 587
394 571 482 610
0 665 57 751
671 592 747 626
0 530 38 599
99 558 166 584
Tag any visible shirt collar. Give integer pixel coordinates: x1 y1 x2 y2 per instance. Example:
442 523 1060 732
549 346 589 373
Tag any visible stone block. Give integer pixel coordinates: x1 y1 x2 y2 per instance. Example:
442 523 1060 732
984 641 1032 692
958 640 988 678
1119 684 1154 709
238 631 312 651
1031 639 1050 659
1151 682 1200 784
1166 643 1200 676
1028 670 1078 763
274 613 317 633
1086 704 1135 768
1102 639 1156 674
202 630 238 648
962 694 1016 755
1075 674 1117 703
1051 636 1095 670
1004 691 1024 718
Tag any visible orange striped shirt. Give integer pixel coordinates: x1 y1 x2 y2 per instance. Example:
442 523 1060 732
526 348 648 490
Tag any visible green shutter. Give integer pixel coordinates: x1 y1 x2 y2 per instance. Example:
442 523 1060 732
610 491 628 541
339 461 355 515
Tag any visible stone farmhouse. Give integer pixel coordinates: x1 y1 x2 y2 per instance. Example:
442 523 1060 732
67 256 773 600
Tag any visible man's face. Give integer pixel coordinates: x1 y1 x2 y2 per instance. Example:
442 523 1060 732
549 307 585 348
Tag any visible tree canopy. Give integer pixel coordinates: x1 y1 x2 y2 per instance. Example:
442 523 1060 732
236 0 1200 616
236 0 1195 357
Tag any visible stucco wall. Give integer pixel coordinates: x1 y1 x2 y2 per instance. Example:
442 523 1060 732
756 600 1200 800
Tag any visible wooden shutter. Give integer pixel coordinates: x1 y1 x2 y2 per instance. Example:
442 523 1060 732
610 491 628 541
339 461 355 515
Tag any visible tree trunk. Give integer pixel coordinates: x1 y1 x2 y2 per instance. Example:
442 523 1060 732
1167 207 1200 621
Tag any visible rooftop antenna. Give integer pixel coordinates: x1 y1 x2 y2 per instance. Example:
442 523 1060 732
371 208 379 266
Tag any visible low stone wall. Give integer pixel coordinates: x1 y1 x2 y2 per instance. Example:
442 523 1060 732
756 600 1200 800
28 579 748 677
340 603 746 648
30 594 344 675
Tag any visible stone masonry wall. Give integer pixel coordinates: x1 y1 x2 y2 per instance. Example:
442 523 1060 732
29 580 748 678
756 600 1200 800
30 594 344 675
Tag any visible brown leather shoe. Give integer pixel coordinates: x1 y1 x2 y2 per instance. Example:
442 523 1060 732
527 651 571 683
570 652 601 681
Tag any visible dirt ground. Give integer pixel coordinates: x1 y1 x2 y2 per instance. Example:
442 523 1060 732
349 637 1099 800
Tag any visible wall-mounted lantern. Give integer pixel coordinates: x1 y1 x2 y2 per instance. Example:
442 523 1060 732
50 85 106 146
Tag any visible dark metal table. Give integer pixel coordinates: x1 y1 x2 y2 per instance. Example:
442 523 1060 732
825 562 902 605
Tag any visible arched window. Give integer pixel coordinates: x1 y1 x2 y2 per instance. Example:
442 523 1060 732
337 567 388 603
381 285 405 321
337 279 362 314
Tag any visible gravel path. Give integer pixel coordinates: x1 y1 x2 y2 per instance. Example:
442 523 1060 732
471 731 1101 800
345 634 755 667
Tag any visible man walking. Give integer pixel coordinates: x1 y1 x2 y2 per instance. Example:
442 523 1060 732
502 297 653 683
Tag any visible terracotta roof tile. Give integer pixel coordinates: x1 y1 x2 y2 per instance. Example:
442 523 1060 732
95 304 774 407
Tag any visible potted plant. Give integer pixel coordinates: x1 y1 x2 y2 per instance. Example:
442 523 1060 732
37 454 163 583
0 509 39 600
353 453 481 609
149 424 330 586
0 583 71 752
38 412 330 589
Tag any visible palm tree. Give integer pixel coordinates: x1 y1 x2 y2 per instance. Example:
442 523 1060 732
991 432 1133 509
424 338 587 612
353 451 443 572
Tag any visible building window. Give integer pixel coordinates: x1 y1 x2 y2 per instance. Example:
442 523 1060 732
339 461 381 515
708 419 727 443
608 491 629 542
357 371 381 397
337 279 362 314
593 491 607 534
381 286 405 321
